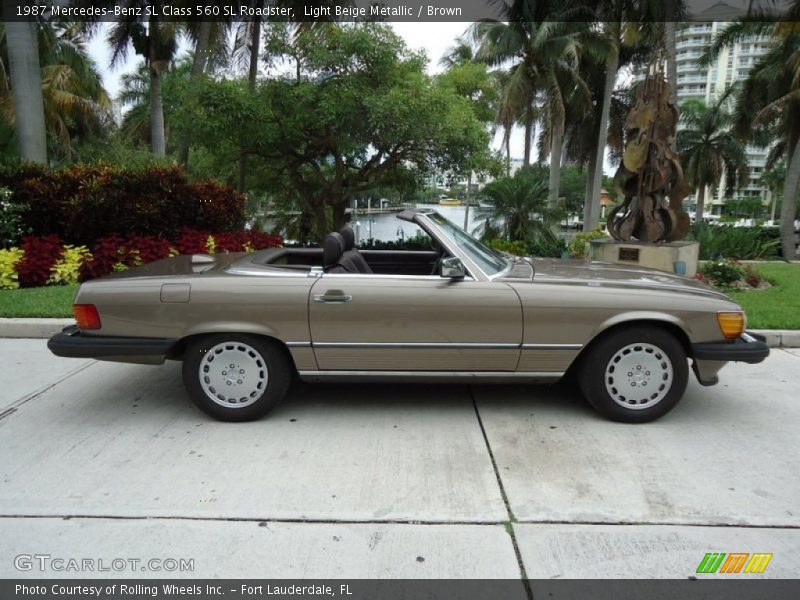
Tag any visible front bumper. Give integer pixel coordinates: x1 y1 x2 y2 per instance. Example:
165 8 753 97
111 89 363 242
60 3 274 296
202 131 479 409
690 332 770 386
691 331 770 364
48 325 176 363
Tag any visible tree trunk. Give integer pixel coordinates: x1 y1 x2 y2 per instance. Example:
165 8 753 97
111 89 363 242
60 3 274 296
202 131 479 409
332 201 348 232
463 171 472 231
780 139 800 260
177 21 212 166
310 199 327 246
548 118 565 210
695 184 706 223
248 15 262 86
523 103 534 166
505 131 511 176
238 13 262 193
149 67 166 156
5 20 47 163
583 148 597 230
587 50 619 231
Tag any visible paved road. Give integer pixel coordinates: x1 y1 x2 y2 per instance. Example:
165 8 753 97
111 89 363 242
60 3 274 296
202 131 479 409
0 340 798 579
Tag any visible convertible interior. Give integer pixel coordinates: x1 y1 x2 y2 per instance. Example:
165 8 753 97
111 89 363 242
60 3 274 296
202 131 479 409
256 225 446 276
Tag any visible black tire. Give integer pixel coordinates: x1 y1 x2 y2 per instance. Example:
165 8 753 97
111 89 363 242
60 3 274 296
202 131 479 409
182 334 291 422
578 326 688 423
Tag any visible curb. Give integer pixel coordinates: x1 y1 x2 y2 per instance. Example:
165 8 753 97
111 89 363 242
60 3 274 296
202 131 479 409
750 329 800 349
0 318 74 339
0 319 797 348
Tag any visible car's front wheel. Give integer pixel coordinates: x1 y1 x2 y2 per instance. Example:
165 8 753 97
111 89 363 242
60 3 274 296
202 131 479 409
182 334 291 421
578 326 688 423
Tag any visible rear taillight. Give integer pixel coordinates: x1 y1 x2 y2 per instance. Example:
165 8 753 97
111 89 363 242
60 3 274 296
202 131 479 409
73 304 101 330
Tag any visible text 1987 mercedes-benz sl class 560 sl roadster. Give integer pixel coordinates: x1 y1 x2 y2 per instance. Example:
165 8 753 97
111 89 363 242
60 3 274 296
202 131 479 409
48 209 769 423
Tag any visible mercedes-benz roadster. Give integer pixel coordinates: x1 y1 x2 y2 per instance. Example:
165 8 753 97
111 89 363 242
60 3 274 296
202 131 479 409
48 209 769 423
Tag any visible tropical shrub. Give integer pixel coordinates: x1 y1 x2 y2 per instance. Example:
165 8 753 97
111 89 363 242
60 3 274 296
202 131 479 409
568 229 608 259
0 163 245 245
528 236 567 258
0 247 24 289
0 186 30 248
478 167 560 249
50 245 91 285
16 235 64 288
700 259 746 288
487 238 528 256
687 223 781 260
359 232 434 251
4 230 283 287
698 258 769 290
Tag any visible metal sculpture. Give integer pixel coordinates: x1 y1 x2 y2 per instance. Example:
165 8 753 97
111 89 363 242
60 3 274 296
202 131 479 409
607 63 690 242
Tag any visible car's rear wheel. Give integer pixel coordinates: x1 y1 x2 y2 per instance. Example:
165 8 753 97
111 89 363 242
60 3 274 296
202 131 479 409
182 334 291 421
578 326 688 423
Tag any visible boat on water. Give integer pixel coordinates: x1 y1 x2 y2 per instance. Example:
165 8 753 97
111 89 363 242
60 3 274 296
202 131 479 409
438 198 462 206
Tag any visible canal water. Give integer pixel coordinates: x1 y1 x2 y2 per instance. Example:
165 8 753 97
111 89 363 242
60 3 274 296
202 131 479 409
348 204 487 243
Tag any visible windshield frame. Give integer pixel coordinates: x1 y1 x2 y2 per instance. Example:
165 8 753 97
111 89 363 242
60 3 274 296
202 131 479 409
411 210 512 281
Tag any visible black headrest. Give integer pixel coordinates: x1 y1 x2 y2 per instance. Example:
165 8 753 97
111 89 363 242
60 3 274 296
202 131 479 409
323 232 345 267
339 226 356 251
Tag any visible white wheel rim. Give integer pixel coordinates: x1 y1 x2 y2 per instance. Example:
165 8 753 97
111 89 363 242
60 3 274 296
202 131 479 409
604 342 673 410
199 342 268 408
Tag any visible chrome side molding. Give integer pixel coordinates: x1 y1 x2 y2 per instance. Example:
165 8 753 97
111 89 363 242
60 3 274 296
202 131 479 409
297 370 565 383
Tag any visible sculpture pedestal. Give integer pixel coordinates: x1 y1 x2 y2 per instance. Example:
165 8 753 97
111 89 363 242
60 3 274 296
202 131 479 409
589 239 700 277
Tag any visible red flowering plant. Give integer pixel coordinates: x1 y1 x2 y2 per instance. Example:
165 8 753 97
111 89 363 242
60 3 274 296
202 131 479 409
16 235 63 287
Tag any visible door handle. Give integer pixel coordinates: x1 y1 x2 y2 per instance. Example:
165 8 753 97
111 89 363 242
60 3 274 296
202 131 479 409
313 290 352 303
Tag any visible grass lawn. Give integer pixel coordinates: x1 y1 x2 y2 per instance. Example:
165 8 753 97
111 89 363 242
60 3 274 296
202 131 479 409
727 263 800 330
0 284 77 318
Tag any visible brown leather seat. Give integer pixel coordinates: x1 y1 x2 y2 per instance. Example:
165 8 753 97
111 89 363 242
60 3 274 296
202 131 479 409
339 226 373 274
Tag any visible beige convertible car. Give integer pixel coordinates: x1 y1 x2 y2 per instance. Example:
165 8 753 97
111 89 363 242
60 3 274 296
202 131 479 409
49 209 768 423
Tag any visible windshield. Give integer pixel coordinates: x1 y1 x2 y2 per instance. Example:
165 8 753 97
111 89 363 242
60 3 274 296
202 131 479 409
426 212 509 277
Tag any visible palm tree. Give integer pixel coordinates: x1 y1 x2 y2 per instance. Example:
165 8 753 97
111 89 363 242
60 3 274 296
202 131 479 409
677 88 748 221
578 2 662 231
105 1 180 157
2 21 46 163
117 60 190 149
493 68 522 175
760 160 786 222
472 3 587 210
701 5 800 258
478 166 559 243
439 37 474 69
1 22 111 161
177 20 231 165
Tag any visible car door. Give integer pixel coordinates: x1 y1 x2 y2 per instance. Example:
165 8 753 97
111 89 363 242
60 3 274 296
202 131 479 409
308 273 522 371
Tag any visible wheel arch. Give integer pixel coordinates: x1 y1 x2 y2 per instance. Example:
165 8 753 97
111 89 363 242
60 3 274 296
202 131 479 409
566 315 693 379
168 331 298 374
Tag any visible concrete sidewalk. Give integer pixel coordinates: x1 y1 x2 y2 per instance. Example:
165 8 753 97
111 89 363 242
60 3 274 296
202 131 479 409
0 339 798 579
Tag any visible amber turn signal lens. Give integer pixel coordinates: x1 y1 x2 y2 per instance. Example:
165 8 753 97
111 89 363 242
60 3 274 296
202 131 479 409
72 304 101 330
717 311 744 340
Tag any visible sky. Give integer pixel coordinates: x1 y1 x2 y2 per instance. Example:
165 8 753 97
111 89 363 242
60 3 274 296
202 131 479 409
85 22 530 158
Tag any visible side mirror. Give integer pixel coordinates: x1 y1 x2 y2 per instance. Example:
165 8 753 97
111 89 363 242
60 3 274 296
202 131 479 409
440 256 465 279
